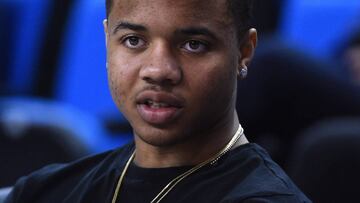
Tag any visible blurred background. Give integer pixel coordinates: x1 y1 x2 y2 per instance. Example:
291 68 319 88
1 0 360 202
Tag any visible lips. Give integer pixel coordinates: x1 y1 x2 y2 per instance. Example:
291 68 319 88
144 100 171 108
136 91 184 125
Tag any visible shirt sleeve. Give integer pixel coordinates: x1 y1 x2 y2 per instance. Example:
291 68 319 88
3 164 65 203
240 194 311 203
221 194 312 203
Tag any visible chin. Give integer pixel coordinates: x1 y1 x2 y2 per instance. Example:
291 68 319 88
134 125 189 147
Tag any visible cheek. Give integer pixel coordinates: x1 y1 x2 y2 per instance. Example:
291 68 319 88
107 53 138 109
207 68 236 105
181 60 237 131
108 68 126 109
186 58 237 108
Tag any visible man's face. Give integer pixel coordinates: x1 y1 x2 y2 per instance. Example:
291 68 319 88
105 0 249 147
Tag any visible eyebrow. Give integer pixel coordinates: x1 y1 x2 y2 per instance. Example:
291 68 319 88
112 22 217 40
175 27 218 40
112 21 147 34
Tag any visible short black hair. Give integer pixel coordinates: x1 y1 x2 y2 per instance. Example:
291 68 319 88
105 0 253 38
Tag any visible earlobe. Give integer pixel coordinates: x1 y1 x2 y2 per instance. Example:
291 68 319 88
237 28 257 79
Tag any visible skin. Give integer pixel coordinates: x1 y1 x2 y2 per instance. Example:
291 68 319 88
104 0 257 168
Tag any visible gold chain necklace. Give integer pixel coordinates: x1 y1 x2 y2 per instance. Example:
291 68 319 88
111 124 244 203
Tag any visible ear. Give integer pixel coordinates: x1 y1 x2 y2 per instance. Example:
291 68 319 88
103 19 109 48
237 28 257 79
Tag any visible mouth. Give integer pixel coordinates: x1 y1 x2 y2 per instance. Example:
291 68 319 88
143 100 180 108
136 91 185 125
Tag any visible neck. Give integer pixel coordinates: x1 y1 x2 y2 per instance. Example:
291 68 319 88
133 112 248 168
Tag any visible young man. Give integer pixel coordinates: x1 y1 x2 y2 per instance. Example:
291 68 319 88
5 0 310 202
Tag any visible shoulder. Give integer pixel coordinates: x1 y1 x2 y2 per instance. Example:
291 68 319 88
220 143 311 203
232 194 308 203
5 143 134 203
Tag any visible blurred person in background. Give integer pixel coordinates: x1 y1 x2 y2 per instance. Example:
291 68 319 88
341 26 360 85
4 0 310 202
236 0 360 167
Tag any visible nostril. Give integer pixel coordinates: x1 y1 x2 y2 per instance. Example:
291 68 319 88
142 76 179 87
163 78 178 86
142 76 156 84
139 65 182 86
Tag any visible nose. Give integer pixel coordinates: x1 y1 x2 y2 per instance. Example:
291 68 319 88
139 42 182 86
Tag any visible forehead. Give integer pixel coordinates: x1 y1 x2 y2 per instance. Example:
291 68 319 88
109 0 231 26
113 0 226 11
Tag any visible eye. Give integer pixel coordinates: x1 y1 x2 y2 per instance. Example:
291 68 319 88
122 36 146 49
182 40 208 53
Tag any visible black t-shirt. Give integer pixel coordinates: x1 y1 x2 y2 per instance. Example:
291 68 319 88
5 143 311 203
